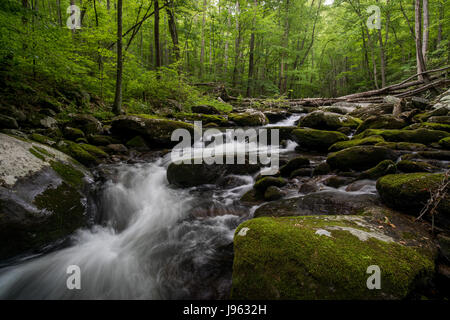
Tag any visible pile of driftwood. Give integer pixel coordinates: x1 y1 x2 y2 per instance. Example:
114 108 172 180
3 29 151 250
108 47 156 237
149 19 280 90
195 66 449 107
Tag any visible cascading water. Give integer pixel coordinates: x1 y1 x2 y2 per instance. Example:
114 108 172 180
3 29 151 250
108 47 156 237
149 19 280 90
0 116 301 300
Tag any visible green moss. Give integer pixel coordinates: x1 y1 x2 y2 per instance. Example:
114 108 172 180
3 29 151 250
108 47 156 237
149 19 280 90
254 177 287 193
240 189 264 204
33 146 55 158
57 140 99 166
376 173 450 215
354 128 449 145
50 161 84 189
292 128 348 151
126 135 148 149
412 122 450 133
33 182 85 243
30 133 55 146
228 112 268 126
359 160 396 180
329 136 385 152
79 143 108 158
29 147 46 161
231 216 434 299
397 160 435 173
63 126 85 140
327 146 398 171
439 137 450 149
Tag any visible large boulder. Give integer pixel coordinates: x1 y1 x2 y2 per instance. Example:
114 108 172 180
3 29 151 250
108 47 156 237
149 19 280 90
376 173 450 228
66 114 103 135
328 136 385 152
354 128 449 145
0 133 90 260
299 110 361 131
355 115 407 134
232 213 436 299
228 110 269 126
111 115 195 147
292 128 348 151
327 146 398 171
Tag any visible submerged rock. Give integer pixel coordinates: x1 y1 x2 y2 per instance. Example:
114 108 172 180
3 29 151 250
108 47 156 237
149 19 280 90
0 133 90 260
232 214 436 299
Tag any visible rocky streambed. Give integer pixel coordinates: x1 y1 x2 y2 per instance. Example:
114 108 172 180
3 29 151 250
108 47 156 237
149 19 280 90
0 90 449 299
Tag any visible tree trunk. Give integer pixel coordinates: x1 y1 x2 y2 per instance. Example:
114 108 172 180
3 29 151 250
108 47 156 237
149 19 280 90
112 0 123 115
422 0 429 64
415 0 426 81
232 0 241 87
154 0 161 75
246 0 258 97
166 5 180 61
200 0 207 77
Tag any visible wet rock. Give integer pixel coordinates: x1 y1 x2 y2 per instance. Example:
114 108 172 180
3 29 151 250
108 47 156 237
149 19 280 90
428 116 450 125
290 168 313 178
167 160 261 188
263 110 290 123
299 182 319 194
191 105 221 115
228 110 268 126
396 160 436 173
254 190 379 218
254 177 287 193
63 126 85 140
0 133 89 259
323 176 354 188
439 137 450 149
106 144 128 154
279 156 310 177
417 151 450 161
376 173 450 228
232 214 436 299
327 146 398 171
312 162 331 176
358 160 397 180
126 135 149 151
56 140 100 166
0 114 19 129
66 114 103 135
39 116 58 129
264 186 284 201
375 141 428 151
88 134 119 146
299 110 361 131
111 115 194 147
292 128 348 151
355 115 407 134
345 179 376 192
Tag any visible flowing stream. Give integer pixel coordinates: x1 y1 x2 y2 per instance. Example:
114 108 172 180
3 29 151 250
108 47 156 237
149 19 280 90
0 115 301 299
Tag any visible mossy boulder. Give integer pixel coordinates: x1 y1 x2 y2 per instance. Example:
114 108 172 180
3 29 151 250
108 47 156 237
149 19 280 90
439 137 450 149
264 186 284 201
299 110 361 131
290 168 313 178
355 115 407 134
397 160 436 173
66 114 103 135
328 136 385 152
279 157 310 177
63 126 85 140
292 128 348 151
313 162 331 175
375 141 428 151
126 135 149 150
0 133 89 260
354 128 449 145
228 110 268 126
191 105 221 115
254 177 287 193
87 134 118 146
359 160 397 180
30 133 56 146
349 103 394 120
408 122 450 133
232 215 435 299
111 115 195 147
376 173 450 227
327 146 398 171
428 116 450 125
79 143 108 159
